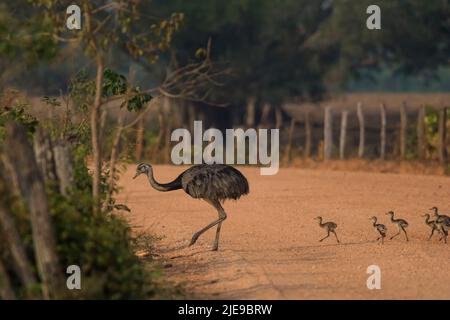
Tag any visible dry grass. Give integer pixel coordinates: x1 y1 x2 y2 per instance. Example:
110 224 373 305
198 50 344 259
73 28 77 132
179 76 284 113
288 158 447 176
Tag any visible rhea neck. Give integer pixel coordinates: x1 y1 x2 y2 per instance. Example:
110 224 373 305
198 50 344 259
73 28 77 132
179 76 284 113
423 214 432 224
388 213 397 222
371 217 378 226
144 167 181 192
316 217 324 226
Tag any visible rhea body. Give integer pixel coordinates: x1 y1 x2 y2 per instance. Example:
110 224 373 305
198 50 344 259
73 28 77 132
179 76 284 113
422 214 442 241
314 216 340 243
429 207 449 243
133 163 249 251
386 211 409 241
370 216 387 244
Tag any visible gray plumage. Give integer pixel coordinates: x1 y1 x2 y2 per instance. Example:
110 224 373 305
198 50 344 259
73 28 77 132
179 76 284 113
133 163 249 251
370 216 387 244
315 216 340 243
386 211 409 241
429 207 450 243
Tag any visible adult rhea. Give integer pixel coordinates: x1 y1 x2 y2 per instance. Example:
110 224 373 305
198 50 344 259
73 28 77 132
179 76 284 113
133 163 249 251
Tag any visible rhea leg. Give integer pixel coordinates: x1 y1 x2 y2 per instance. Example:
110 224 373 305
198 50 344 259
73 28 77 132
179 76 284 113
189 199 227 250
332 230 340 243
319 230 330 242
390 228 401 240
401 226 409 241
428 227 436 240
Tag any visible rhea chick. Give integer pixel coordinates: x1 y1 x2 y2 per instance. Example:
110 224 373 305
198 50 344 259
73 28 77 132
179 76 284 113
314 216 340 244
386 211 409 241
370 216 387 244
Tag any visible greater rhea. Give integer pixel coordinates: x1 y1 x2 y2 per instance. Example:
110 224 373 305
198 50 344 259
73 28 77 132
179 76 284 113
314 216 340 243
133 163 249 251
370 216 387 244
386 211 409 241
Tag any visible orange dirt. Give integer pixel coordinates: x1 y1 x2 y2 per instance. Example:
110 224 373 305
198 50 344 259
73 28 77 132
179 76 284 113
118 165 450 299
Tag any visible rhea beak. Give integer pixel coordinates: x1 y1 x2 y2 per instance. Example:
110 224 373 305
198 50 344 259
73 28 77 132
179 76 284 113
133 172 140 179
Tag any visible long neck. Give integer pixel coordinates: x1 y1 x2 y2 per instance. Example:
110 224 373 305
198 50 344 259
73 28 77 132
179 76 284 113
318 218 324 227
424 215 431 224
372 218 377 226
389 214 396 222
146 169 181 192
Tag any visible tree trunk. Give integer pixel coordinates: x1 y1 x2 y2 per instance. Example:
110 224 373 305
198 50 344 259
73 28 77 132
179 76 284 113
135 116 145 161
106 110 126 208
380 103 387 160
284 118 296 164
438 107 448 165
304 111 312 158
53 142 74 197
339 110 348 160
34 129 58 184
324 107 333 160
4 123 63 299
357 102 365 158
400 102 408 160
0 202 37 292
0 259 15 300
245 96 256 128
91 56 104 211
417 106 426 160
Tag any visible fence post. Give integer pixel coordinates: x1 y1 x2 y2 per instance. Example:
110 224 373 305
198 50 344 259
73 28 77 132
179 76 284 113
417 106 426 160
304 111 312 158
357 102 365 158
284 118 296 164
339 110 348 160
324 106 333 160
380 103 387 160
438 107 448 165
400 102 408 160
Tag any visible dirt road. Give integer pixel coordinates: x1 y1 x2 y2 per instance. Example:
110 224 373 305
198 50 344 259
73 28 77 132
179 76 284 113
119 165 450 299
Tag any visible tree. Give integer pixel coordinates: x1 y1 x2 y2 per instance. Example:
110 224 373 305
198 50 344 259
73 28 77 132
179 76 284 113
29 0 183 210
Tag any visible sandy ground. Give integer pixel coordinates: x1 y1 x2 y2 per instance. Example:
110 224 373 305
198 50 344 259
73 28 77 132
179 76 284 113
118 165 450 299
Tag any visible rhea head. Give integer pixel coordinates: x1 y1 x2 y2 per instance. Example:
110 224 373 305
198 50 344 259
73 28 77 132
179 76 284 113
133 163 152 179
429 206 438 214
386 211 394 216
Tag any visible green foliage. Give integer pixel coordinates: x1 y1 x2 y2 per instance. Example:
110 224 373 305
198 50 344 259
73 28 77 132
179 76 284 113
102 69 128 97
0 91 39 141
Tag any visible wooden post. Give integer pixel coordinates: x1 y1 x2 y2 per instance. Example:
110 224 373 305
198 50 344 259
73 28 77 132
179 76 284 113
275 106 283 129
380 103 387 160
400 102 408 160
0 259 15 300
304 111 312 158
438 107 448 165
259 103 271 129
4 123 63 299
284 118 296 164
417 106 426 160
339 110 348 160
245 96 256 128
324 106 333 160
357 102 365 158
